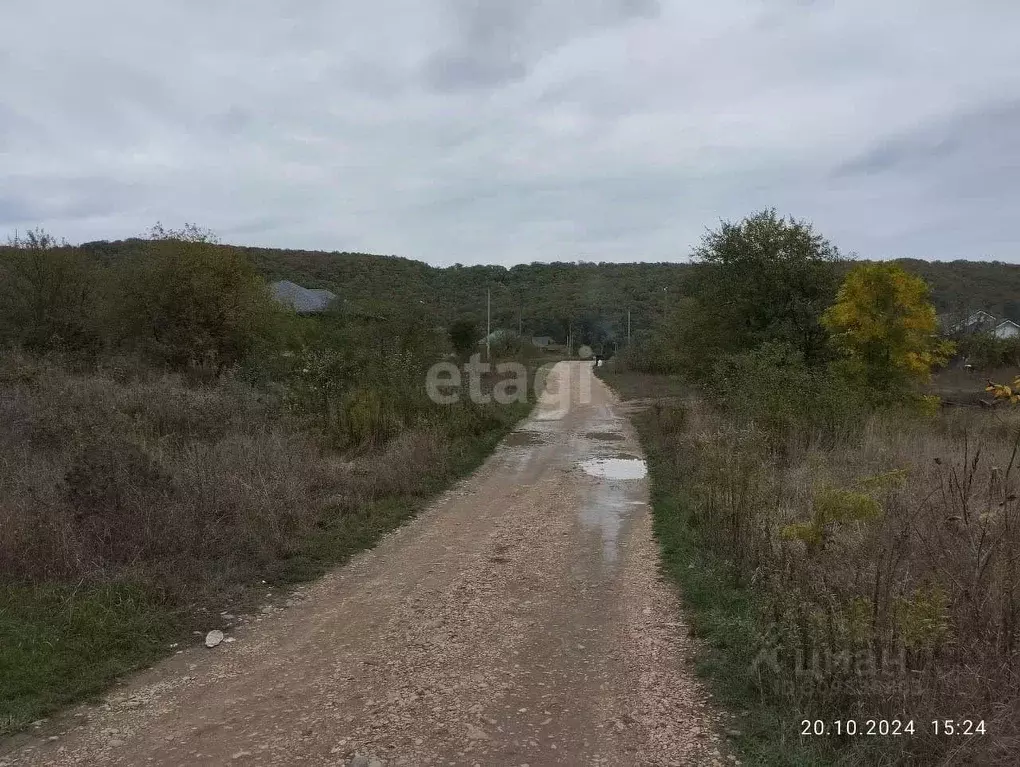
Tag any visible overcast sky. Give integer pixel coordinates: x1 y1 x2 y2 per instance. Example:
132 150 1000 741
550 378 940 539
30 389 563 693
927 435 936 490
1 1 1019 266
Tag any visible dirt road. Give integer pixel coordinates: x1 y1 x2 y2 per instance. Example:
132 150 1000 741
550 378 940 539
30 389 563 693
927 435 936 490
5 362 724 766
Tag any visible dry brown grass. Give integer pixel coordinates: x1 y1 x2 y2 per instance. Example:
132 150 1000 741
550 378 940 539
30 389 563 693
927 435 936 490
0 350 538 595
0 351 344 599
662 395 1020 763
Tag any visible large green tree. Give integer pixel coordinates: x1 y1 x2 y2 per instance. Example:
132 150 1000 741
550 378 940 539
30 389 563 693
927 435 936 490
448 318 478 359
687 209 843 366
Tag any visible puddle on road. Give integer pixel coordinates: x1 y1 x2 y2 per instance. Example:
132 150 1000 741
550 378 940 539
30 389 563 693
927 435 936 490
579 458 648 480
581 494 625 564
579 457 649 561
585 431 624 442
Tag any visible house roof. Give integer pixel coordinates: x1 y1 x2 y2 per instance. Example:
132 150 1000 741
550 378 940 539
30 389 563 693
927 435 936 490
944 310 999 335
269 280 337 314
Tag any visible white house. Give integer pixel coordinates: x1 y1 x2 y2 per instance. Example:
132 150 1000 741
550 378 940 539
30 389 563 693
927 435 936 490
993 319 1020 339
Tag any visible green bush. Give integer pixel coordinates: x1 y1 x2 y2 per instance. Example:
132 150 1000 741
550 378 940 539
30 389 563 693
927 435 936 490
709 342 871 443
0 229 102 353
448 318 478 358
113 230 281 372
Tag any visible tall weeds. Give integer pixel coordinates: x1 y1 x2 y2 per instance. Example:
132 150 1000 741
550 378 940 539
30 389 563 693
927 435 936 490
0 352 338 597
655 394 1020 763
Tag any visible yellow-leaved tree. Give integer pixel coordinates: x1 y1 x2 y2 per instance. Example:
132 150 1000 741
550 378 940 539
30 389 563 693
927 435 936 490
821 264 953 400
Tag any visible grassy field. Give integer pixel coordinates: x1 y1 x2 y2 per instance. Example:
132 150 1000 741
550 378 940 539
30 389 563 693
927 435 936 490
600 364 1020 766
0 352 538 736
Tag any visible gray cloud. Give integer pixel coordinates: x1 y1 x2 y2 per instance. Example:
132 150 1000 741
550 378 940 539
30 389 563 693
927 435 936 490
0 196 37 227
424 52 529 92
422 0 661 92
0 0 1019 264
834 100 1020 179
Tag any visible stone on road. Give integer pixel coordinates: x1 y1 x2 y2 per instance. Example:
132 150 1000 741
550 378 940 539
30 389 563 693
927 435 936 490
4 362 721 766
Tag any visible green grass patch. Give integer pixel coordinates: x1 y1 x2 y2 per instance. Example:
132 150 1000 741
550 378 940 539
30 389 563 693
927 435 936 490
0 580 177 735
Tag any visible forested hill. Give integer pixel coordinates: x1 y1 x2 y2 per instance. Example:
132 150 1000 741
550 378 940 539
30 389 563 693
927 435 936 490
248 244 696 341
77 238 693 343
893 258 1020 321
75 239 1020 339
252 249 1020 331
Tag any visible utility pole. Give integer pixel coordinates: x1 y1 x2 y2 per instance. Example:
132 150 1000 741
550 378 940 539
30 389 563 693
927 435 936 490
627 309 631 345
486 288 491 363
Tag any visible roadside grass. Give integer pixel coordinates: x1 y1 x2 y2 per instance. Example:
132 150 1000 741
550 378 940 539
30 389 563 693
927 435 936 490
635 406 833 766
593 368 688 402
0 581 176 736
600 366 834 766
0 355 540 737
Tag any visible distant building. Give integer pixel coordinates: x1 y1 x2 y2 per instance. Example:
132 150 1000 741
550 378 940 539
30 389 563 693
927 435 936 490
531 336 554 348
994 319 1020 339
269 280 337 314
944 310 998 336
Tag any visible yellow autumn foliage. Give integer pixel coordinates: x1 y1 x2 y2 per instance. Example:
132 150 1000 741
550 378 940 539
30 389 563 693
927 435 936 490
780 470 905 551
821 264 954 395
986 376 1020 404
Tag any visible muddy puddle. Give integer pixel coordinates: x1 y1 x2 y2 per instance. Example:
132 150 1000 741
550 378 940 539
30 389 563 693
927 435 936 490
579 458 648 480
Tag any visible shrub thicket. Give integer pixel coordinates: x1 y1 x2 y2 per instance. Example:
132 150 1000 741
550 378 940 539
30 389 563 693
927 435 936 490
115 228 281 373
956 333 1020 369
